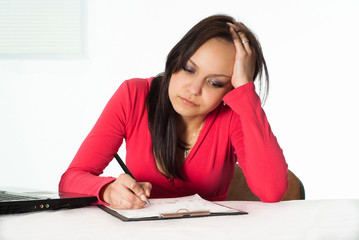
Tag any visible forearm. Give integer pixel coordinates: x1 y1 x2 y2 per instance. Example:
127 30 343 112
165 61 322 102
59 168 115 205
59 82 130 203
224 82 288 202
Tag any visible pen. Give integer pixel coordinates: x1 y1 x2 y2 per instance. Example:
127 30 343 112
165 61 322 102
114 153 150 205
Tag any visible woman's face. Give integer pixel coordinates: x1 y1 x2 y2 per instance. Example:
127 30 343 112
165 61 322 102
168 37 235 121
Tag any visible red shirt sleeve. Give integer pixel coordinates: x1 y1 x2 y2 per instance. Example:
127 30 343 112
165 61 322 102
59 80 133 204
223 82 288 202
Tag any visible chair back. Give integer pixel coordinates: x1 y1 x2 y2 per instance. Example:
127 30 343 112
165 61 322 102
226 165 305 201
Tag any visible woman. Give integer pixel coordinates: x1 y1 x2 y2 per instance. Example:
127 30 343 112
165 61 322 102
59 14 288 209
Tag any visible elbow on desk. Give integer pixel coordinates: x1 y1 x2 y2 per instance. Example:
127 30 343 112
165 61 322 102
58 170 73 193
59 168 116 202
58 165 98 193
259 189 287 203
58 168 88 193
256 185 288 203
262 181 288 203
251 173 289 203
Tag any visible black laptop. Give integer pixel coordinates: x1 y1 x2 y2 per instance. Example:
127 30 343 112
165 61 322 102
0 188 97 214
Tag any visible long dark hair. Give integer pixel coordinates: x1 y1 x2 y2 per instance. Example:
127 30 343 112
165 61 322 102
146 14 269 180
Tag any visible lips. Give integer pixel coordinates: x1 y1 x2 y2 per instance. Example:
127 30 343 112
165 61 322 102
180 97 198 107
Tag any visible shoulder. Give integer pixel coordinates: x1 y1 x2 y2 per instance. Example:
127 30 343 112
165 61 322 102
114 77 154 101
108 77 154 110
121 77 154 92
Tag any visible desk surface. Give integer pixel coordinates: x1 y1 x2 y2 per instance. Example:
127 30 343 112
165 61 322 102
1 199 358 240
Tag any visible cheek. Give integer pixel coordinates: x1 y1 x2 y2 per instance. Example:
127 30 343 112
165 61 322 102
168 81 175 102
203 89 229 109
169 74 184 91
209 85 232 105
168 74 183 101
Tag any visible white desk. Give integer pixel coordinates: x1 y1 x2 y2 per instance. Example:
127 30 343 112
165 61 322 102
1 199 358 240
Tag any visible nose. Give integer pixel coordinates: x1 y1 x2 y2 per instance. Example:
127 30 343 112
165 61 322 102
188 78 202 96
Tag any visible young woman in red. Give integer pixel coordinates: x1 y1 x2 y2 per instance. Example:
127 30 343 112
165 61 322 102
59 15 288 209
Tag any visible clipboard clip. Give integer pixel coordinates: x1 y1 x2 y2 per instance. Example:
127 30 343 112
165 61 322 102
160 208 211 218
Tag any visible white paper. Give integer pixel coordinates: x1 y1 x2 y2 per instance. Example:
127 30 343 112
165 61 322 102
107 194 239 219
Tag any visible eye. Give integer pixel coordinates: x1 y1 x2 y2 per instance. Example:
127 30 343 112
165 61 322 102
183 65 196 74
208 79 225 88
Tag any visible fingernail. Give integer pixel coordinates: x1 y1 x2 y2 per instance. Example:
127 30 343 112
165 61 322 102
140 194 147 202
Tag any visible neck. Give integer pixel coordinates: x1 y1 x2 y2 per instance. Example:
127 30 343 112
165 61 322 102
177 115 206 145
178 116 205 133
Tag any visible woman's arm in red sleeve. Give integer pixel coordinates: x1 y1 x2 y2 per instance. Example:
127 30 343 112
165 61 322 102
59 81 132 204
223 82 288 202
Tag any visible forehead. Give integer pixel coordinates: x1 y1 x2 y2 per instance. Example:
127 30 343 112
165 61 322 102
190 37 235 76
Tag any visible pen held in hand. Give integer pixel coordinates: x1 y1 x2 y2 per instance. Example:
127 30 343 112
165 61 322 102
114 153 151 205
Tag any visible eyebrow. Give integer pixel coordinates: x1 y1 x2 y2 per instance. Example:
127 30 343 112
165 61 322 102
188 59 231 79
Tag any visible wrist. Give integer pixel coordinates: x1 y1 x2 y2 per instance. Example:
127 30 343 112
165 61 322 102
232 79 251 88
99 181 113 203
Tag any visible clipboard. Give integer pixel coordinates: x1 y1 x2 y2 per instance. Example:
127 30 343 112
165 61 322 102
98 194 247 221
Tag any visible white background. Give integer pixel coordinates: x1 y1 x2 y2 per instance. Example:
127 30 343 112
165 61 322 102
1 0 358 200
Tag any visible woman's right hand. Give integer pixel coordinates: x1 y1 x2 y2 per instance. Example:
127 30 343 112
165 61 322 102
100 173 152 209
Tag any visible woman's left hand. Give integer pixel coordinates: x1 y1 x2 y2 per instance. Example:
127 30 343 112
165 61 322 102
227 22 256 89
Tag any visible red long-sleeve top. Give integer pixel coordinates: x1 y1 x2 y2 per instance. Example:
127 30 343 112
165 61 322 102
59 77 288 204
